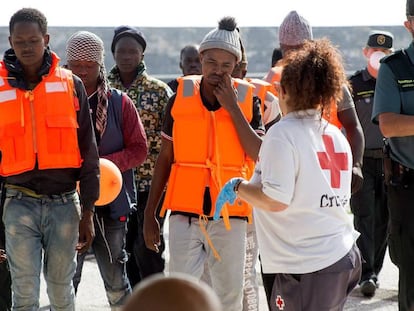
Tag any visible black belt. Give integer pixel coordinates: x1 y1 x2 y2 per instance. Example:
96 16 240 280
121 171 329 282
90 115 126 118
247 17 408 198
170 211 248 221
364 149 383 159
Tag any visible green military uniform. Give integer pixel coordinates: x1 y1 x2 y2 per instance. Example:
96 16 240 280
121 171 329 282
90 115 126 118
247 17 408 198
372 41 414 311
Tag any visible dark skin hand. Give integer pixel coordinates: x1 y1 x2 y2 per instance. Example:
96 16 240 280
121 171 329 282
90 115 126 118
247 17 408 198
338 107 365 194
351 165 363 194
76 210 95 254
143 138 173 253
0 249 6 264
213 73 239 111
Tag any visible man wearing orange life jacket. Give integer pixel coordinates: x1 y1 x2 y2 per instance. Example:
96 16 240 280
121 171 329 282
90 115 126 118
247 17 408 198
0 8 100 310
143 17 264 311
261 10 365 307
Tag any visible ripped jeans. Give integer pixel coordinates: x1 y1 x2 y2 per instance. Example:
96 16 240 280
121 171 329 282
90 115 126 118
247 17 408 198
73 210 131 309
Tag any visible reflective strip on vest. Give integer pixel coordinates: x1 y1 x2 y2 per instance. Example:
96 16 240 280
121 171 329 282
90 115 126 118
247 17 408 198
265 91 275 102
183 78 195 97
236 83 248 103
0 89 16 102
45 81 68 93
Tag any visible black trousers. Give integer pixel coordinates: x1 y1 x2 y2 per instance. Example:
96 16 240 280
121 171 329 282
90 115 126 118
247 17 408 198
261 268 276 311
0 260 11 311
125 191 165 287
0 222 11 311
350 157 388 283
0 189 11 311
387 176 414 311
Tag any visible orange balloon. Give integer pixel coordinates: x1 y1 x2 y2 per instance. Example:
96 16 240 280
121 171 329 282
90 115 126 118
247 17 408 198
95 158 123 206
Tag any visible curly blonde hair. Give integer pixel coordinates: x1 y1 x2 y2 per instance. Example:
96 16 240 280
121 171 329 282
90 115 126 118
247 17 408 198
280 38 349 118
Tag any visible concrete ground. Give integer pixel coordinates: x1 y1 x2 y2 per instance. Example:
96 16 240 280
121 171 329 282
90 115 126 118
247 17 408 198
39 217 399 311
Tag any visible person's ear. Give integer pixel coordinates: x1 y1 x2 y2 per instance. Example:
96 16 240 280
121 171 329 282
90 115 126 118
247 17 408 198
404 20 411 31
362 47 369 59
44 33 50 47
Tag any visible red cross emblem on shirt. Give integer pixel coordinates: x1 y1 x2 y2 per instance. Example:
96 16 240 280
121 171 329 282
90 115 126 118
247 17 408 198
317 134 348 188
275 295 285 310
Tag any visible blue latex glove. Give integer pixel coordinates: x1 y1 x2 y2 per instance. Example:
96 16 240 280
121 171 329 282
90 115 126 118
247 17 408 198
213 177 243 220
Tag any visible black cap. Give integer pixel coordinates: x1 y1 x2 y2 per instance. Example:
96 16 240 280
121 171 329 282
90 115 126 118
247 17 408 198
366 31 393 49
407 0 414 16
111 26 147 53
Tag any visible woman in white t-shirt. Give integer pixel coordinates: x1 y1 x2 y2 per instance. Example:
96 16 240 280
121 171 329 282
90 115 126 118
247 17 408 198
215 38 362 311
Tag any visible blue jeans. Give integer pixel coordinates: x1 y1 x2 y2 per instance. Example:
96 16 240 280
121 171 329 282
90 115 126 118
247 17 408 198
73 209 131 308
2 188 81 311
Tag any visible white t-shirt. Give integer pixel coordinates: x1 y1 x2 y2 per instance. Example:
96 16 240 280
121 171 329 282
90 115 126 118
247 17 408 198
252 109 359 274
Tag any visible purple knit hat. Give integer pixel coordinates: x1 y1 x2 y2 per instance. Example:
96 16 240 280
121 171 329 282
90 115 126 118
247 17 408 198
279 11 313 46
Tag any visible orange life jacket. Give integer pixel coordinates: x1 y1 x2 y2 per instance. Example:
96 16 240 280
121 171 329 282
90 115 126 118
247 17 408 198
263 65 283 97
263 64 342 128
247 78 280 123
161 75 254 224
0 54 82 177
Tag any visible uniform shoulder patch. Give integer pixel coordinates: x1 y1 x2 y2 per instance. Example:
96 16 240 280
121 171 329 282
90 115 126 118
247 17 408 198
381 49 405 63
349 70 363 80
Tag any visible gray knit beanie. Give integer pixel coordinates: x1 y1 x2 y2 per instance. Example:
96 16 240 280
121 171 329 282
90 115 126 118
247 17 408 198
199 16 242 62
279 11 313 46
66 31 104 65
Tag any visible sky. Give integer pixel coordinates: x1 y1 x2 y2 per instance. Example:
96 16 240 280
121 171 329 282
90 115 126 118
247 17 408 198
0 0 407 28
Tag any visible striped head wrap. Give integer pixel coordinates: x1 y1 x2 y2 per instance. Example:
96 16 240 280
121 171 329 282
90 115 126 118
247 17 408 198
66 31 109 137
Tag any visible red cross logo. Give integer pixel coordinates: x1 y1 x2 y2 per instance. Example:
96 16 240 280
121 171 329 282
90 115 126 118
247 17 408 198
317 134 348 188
275 295 285 310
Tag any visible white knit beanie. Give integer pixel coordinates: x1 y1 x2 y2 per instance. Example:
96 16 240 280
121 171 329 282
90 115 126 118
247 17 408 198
279 11 313 46
199 17 242 62
66 31 104 65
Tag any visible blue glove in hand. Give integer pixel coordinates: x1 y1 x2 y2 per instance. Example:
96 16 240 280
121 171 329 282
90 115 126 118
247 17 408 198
213 177 243 220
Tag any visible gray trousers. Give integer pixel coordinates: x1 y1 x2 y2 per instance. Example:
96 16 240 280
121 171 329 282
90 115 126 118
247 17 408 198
270 244 361 311
168 215 246 311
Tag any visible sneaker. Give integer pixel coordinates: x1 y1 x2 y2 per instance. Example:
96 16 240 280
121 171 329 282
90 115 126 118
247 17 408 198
372 276 380 288
360 279 376 297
